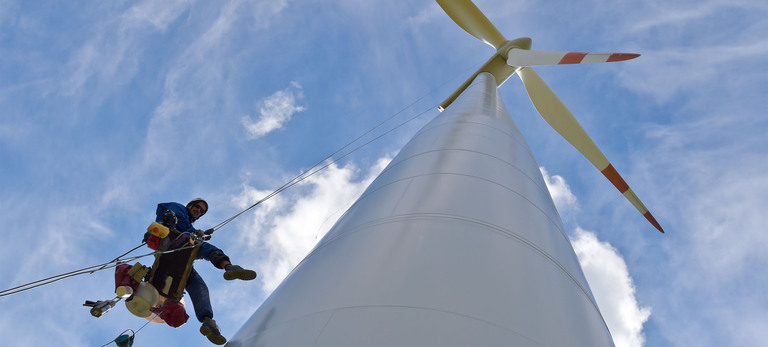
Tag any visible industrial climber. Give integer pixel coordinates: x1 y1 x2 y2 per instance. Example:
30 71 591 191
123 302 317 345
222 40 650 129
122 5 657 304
152 198 257 345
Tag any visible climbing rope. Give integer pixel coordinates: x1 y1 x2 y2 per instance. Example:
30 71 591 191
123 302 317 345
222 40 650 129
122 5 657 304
208 61 482 233
90 243 147 274
98 303 168 346
207 74 482 233
0 60 479 299
99 329 135 347
210 103 437 233
0 242 199 298
0 101 437 300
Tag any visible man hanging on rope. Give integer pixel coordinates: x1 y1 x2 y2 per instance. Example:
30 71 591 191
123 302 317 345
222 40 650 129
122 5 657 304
154 198 257 345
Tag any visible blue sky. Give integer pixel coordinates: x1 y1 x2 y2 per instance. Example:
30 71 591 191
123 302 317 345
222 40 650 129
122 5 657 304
1 0 766 346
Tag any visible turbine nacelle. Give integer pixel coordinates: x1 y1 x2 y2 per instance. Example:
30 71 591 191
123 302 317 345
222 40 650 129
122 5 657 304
438 37 531 111
497 37 532 60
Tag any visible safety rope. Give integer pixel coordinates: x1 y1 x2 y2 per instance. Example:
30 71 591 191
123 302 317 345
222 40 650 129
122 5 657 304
207 61 482 233
0 242 199 298
209 98 448 233
210 105 436 232
99 329 135 347
0 100 438 300
0 100 429 296
98 301 169 346
90 243 147 274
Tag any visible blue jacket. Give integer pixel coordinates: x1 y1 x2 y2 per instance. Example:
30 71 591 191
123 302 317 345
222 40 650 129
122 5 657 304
155 202 196 236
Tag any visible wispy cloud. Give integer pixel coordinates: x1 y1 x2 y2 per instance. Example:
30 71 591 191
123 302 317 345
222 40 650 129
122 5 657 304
242 82 307 139
62 0 194 101
121 0 194 32
613 0 768 106
640 119 768 344
100 0 287 208
621 40 768 104
629 0 768 32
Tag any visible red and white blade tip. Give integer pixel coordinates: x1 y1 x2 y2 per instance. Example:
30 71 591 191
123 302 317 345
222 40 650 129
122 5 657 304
507 50 641 67
601 164 665 233
558 52 640 64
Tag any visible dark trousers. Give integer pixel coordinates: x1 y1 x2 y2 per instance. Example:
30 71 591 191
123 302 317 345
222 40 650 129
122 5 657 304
185 242 230 322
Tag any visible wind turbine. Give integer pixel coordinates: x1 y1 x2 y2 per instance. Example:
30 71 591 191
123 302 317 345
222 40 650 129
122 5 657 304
436 0 663 234
227 1 661 346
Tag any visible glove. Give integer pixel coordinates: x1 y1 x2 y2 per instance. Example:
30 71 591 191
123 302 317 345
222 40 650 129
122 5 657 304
162 210 177 228
194 229 211 241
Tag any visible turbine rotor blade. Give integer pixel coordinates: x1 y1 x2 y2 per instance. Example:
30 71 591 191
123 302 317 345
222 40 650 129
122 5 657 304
436 0 506 49
507 49 640 67
517 67 664 233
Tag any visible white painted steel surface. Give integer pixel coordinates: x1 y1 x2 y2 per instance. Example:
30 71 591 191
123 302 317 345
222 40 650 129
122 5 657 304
227 72 614 346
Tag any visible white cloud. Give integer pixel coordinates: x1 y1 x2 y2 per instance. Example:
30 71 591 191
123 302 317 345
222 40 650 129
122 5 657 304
572 228 651 347
234 157 391 292
541 166 649 347
540 166 578 213
242 82 307 139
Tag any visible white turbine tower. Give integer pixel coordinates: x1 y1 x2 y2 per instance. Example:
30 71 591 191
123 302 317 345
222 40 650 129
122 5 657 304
228 1 663 346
